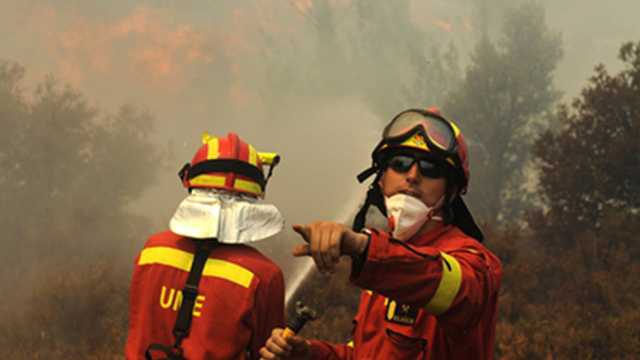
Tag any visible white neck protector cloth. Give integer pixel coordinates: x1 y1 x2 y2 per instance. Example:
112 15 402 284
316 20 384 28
169 188 284 243
385 193 444 241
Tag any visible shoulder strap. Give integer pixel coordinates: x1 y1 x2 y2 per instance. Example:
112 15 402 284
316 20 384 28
173 240 213 345
145 240 214 360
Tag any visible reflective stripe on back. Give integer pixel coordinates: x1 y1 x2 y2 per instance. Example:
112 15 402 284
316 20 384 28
138 246 254 288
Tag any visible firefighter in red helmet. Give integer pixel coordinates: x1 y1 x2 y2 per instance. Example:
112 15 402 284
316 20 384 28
260 108 502 359
126 132 285 360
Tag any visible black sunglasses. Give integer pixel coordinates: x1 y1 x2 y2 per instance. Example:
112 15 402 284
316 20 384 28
386 154 446 179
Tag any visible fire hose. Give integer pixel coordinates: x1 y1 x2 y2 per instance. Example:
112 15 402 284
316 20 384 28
283 301 317 338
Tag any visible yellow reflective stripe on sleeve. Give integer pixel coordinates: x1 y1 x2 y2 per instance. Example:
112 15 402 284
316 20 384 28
347 340 354 348
190 174 226 187
207 137 219 160
248 145 258 166
424 252 462 315
138 246 254 288
234 178 262 195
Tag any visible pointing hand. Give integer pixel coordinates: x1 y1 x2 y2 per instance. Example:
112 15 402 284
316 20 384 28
292 221 369 274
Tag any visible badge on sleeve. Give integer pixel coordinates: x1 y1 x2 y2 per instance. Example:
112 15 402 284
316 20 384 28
385 300 419 326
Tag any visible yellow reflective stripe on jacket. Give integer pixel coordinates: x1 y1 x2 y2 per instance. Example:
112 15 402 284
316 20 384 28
138 246 254 288
190 174 226 187
424 252 462 315
347 340 354 348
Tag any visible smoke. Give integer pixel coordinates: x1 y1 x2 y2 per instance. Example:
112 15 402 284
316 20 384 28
282 178 377 306
2 1 640 353
541 0 640 99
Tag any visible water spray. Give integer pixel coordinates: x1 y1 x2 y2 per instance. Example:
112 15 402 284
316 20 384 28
283 190 371 308
284 258 315 308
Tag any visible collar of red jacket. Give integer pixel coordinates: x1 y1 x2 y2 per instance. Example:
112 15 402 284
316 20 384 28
406 222 453 247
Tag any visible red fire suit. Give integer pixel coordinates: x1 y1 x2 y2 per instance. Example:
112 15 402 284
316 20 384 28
309 223 502 359
125 230 285 360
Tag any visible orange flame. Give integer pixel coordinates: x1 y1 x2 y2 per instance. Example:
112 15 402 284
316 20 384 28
24 5 221 91
433 19 453 33
292 0 313 14
463 17 473 32
15 3 282 109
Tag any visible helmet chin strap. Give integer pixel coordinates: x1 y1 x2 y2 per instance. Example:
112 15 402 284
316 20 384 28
352 181 387 232
425 194 446 222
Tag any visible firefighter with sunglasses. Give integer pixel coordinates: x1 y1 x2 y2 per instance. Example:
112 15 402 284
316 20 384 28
260 108 502 359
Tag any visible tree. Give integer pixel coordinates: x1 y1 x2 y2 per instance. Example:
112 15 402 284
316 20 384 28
445 1 563 224
257 0 459 122
0 60 161 357
351 0 461 120
403 41 462 114
0 75 159 262
532 40 640 252
256 0 349 118
492 40 640 359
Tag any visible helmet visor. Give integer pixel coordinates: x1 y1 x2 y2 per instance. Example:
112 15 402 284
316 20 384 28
384 111 455 151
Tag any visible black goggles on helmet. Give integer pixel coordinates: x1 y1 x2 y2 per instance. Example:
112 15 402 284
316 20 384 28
358 109 460 183
385 153 446 179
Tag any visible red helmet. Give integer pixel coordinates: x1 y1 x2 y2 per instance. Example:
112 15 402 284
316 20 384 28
178 132 280 197
359 107 470 193
354 107 483 241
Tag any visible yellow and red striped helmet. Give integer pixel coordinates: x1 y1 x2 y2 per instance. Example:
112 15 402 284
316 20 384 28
358 107 470 192
354 107 483 241
380 107 470 192
178 132 280 197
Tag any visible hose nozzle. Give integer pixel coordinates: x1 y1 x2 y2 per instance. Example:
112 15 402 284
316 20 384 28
283 301 317 337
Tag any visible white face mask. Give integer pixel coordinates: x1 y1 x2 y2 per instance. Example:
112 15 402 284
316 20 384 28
169 189 284 243
385 193 444 241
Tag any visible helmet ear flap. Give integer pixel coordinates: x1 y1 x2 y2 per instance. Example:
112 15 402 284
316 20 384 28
442 189 457 224
441 169 462 224
352 172 387 231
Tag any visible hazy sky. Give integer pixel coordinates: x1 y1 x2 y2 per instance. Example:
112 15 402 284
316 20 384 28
2 0 639 272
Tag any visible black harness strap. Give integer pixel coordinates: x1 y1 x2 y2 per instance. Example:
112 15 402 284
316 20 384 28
145 240 214 360
352 182 387 232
